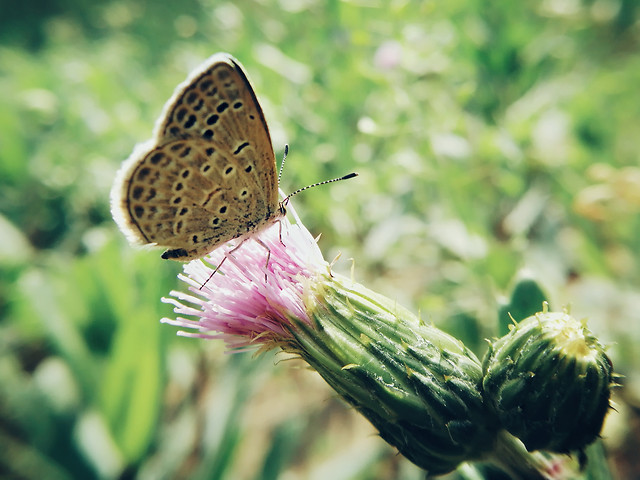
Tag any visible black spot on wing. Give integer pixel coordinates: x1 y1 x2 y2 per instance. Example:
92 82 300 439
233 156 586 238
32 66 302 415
234 142 249 155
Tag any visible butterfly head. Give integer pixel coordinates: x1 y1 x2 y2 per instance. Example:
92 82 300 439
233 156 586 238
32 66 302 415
278 198 289 217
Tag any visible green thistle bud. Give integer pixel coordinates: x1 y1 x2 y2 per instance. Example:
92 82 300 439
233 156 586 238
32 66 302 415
482 308 614 454
287 274 499 476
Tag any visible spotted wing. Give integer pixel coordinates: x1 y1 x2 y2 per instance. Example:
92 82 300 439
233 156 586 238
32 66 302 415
114 138 278 261
156 53 278 211
111 53 280 261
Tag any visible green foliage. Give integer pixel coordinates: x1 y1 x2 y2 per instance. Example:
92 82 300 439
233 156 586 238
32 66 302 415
1 0 638 478
497 277 548 336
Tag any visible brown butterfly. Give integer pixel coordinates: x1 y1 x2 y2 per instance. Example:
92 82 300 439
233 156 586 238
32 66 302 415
111 53 355 263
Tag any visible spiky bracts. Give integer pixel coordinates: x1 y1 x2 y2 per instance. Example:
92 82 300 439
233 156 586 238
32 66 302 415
482 309 614 455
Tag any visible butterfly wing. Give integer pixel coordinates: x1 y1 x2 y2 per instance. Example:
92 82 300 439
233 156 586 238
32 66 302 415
111 54 280 260
119 138 276 260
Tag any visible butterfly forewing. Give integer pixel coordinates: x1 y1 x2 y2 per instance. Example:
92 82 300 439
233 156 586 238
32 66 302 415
158 55 275 166
112 53 281 261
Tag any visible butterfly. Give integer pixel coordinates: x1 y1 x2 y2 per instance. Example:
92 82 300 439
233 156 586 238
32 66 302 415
111 53 355 263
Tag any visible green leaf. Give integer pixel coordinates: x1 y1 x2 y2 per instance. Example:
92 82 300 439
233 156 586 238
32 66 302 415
498 277 548 337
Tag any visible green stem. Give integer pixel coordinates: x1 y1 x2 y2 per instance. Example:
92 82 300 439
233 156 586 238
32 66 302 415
489 431 549 480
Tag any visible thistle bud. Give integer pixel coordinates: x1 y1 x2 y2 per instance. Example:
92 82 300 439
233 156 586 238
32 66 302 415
482 309 614 454
289 276 499 476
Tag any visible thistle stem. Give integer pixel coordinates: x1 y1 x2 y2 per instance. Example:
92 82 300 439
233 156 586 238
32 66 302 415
489 431 551 480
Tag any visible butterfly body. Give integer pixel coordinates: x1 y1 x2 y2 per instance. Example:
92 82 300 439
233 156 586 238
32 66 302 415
111 53 282 261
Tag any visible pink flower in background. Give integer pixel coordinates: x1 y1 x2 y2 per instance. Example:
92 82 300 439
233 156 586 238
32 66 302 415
374 40 403 70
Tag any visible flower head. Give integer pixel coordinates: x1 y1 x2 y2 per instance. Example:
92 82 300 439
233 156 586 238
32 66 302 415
162 204 328 351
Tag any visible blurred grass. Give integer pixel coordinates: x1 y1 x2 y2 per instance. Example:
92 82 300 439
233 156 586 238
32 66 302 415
1 0 639 478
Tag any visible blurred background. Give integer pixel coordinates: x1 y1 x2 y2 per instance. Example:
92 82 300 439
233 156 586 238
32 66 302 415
1 0 639 478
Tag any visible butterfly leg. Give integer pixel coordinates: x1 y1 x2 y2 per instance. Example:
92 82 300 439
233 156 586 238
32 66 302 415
277 219 286 247
254 237 272 282
200 240 246 290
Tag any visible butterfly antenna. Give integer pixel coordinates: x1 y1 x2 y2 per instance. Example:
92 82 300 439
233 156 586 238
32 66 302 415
278 144 289 186
284 172 358 203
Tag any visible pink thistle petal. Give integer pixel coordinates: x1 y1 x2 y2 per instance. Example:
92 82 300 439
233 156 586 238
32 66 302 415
162 202 328 351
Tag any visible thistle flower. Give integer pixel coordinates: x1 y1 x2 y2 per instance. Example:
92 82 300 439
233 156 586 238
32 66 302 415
162 206 499 476
162 206 325 351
